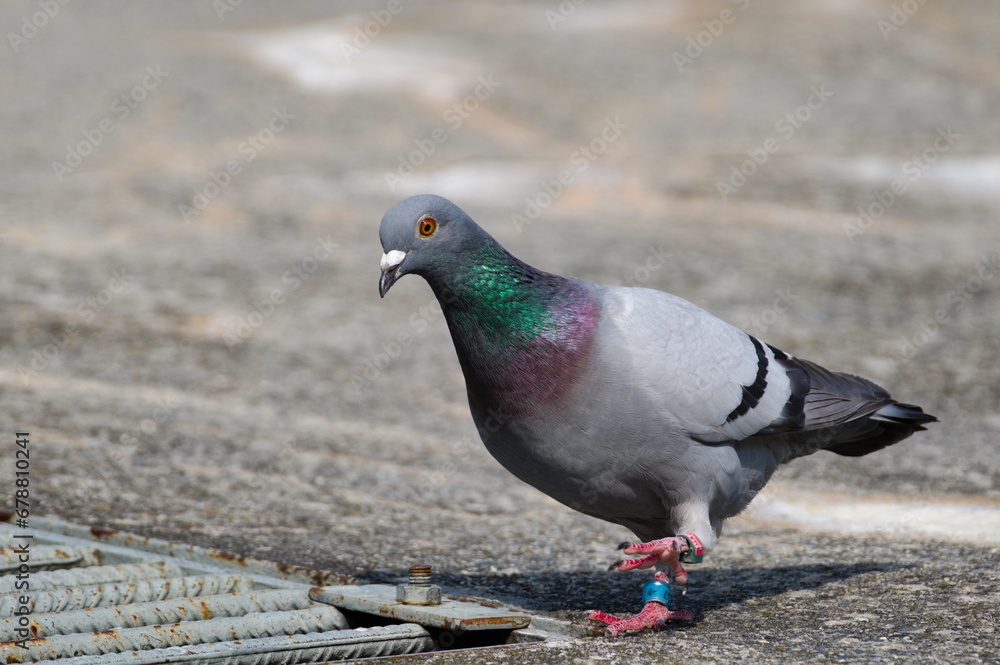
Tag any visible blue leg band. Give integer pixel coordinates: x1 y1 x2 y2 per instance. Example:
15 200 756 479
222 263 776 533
642 579 671 606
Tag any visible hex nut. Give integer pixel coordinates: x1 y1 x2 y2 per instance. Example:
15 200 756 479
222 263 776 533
396 583 442 605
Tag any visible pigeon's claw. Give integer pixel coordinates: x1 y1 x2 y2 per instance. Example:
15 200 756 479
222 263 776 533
609 554 658 572
619 535 687 556
612 536 690 586
588 602 694 636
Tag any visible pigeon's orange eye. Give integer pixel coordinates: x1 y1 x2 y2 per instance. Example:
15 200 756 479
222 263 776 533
417 216 438 237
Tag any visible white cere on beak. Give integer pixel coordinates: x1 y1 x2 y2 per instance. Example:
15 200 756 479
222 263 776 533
381 250 406 271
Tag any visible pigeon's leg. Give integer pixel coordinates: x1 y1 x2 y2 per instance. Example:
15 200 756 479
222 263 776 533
588 572 693 636
589 532 706 635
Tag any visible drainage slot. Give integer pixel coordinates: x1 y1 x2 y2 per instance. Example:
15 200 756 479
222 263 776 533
0 516 576 663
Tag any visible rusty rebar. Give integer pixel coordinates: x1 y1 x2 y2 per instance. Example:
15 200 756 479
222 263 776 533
0 573 254 616
28 623 434 665
0 560 180 596
0 545 101 574
0 587 309 642
2 605 351 662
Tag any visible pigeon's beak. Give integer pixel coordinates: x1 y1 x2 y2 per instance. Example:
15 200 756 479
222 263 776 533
379 250 407 298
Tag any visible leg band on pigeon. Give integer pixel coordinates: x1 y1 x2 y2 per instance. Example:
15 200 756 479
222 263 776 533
679 533 704 564
641 578 671 605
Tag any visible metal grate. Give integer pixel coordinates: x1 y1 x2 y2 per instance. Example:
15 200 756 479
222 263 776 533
0 515 575 664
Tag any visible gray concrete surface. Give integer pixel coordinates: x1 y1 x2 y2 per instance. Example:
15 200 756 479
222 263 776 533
0 1 998 663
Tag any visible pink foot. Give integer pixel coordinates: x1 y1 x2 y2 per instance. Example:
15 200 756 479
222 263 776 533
591 535 704 635
610 535 691 586
589 571 695 635
588 601 694 636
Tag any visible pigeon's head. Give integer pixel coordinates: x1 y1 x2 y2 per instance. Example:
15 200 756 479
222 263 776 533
378 194 482 297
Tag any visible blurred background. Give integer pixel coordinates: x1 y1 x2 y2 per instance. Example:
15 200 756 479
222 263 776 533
0 0 998 660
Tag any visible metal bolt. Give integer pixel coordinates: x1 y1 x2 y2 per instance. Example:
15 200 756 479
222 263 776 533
408 565 432 586
396 565 441 605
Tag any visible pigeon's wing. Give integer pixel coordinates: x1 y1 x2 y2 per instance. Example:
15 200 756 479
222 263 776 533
594 285 934 445
594 286 792 442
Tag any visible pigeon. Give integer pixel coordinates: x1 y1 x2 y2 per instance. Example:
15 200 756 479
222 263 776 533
378 194 937 635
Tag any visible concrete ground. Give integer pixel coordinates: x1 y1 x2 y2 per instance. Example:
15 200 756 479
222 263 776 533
0 1 998 663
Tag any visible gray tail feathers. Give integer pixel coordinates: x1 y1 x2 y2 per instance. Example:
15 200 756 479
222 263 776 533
824 401 937 457
869 402 938 427
770 351 937 457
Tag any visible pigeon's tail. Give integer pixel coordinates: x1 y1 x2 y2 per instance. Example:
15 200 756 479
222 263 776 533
824 401 937 457
870 401 938 428
768 353 937 458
